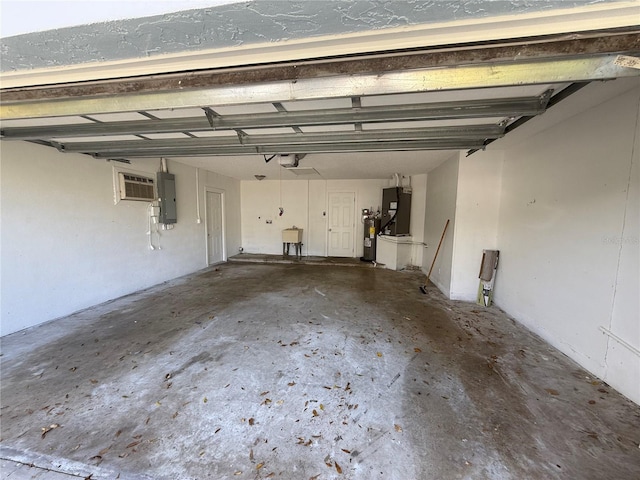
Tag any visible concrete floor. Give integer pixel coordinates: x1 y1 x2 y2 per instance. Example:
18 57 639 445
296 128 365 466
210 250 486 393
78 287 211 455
1 263 639 480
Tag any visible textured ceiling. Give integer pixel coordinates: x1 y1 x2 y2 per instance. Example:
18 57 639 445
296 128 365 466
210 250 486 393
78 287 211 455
0 0 619 71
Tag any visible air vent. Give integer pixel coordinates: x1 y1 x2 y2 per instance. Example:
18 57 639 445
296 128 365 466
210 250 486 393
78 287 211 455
285 167 320 177
118 172 155 201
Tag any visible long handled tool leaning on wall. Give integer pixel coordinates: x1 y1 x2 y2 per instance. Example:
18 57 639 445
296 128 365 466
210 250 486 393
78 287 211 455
420 219 450 294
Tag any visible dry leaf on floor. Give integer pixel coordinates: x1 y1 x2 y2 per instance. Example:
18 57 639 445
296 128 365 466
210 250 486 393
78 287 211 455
312 409 319 417
394 424 403 432
260 391 270 396
126 440 141 449
310 475 320 480
249 418 255 426
261 398 272 406
203 397 208 403
545 388 559 396
376 352 383 357
250 448 254 460
414 348 422 353
341 449 351 454
288 382 296 387
335 461 343 474
234 471 242 476
256 462 264 470
98 446 111 456
41 423 61 439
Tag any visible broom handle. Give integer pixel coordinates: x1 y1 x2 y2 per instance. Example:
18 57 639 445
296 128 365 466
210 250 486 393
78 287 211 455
427 219 450 281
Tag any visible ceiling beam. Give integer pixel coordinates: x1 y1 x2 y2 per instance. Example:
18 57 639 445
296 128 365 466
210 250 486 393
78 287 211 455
1 96 545 140
55 124 505 155
1 53 638 120
88 139 489 158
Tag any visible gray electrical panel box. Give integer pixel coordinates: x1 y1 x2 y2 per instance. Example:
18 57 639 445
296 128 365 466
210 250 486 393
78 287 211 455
381 187 411 236
157 172 177 224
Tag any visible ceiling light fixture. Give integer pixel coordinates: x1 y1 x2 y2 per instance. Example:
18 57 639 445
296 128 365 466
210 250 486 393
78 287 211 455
254 175 266 181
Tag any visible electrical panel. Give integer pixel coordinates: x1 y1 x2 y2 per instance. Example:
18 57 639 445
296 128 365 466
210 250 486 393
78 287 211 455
157 172 177 224
381 187 411 236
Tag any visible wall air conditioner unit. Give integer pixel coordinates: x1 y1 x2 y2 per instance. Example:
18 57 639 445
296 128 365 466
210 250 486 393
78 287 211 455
118 172 156 201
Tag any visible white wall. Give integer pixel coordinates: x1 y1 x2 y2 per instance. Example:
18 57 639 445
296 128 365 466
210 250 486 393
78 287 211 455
0 141 240 336
493 83 640 404
240 178 388 258
422 155 459 296
450 150 504 301
409 174 427 267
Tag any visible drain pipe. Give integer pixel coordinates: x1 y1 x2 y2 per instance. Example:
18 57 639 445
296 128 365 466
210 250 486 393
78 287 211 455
196 168 202 224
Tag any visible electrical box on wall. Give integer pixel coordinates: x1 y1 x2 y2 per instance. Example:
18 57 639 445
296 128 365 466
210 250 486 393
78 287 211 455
157 172 177 224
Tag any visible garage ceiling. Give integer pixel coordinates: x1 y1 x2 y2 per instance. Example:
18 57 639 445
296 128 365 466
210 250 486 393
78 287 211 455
1 2 639 180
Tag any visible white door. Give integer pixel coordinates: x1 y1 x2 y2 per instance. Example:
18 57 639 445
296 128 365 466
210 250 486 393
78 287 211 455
206 191 224 265
328 192 355 257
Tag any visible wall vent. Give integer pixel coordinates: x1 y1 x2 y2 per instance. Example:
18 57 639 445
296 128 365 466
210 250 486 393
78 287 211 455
118 172 155 201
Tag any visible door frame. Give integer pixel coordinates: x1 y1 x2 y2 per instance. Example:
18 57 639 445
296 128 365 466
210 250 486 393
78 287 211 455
326 190 356 258
204 187 226 265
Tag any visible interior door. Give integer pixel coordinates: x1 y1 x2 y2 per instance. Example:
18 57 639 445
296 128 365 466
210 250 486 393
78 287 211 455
328 192 355 257
206 190 224 265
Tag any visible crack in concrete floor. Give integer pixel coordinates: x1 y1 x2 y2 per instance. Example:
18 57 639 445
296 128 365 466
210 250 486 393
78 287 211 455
1 263 639 479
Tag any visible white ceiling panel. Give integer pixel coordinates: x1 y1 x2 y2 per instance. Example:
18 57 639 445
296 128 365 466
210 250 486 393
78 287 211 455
361 84 565 107
362 118 507 130
0 116 92 127
172 150 456 181
189 130 238 138
147 108 207 119
211 103 279 115
86 112 149 122
242 127 298 135
52 135 142 142
190 130 239 138
280 98 352 111
299 124 355 133
142 132 191 139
